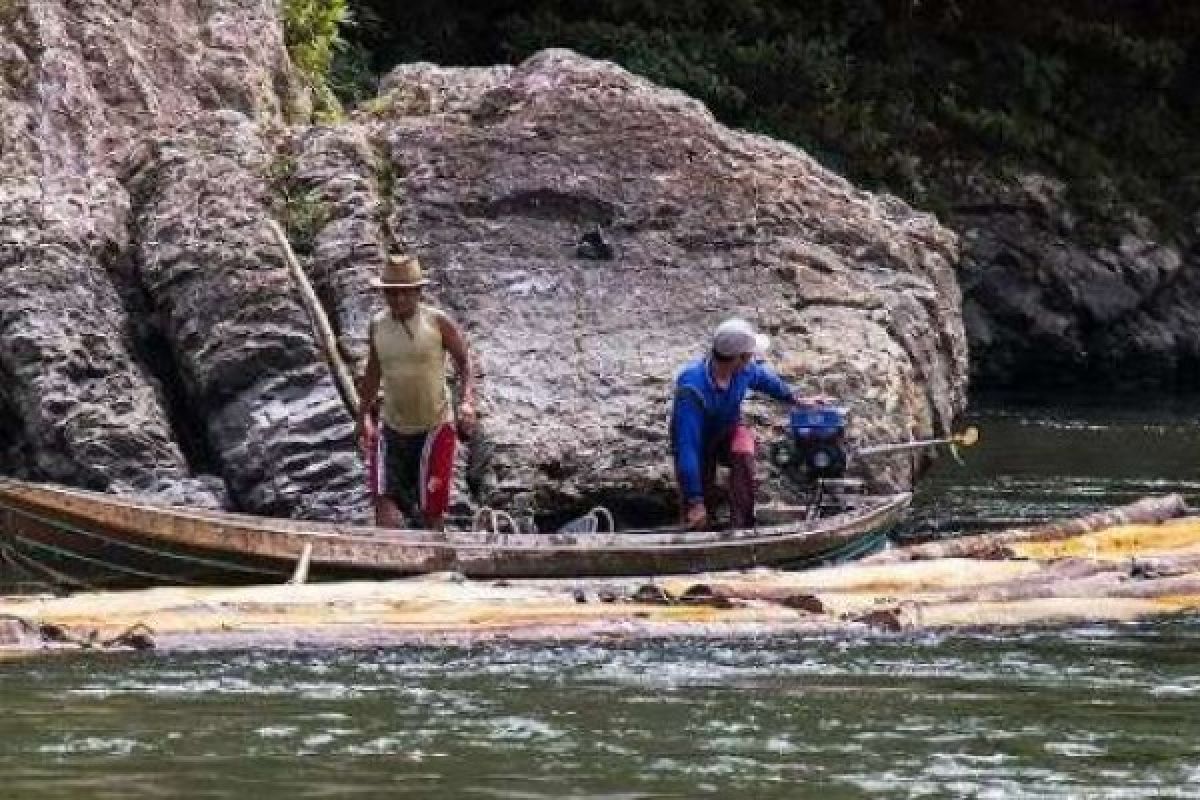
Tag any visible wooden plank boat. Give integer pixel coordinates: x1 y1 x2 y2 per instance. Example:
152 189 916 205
0 479 910 590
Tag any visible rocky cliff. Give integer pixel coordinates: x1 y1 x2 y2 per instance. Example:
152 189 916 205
0 0 967 524
950 174 1200 389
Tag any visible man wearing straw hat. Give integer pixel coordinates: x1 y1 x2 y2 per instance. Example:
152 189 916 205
357 254 477 530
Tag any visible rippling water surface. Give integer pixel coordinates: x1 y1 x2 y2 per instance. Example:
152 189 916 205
905 395 1200 537
4 397 1200 798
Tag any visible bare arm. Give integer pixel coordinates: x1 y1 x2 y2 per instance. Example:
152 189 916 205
355 326 381 440
436 312 478 435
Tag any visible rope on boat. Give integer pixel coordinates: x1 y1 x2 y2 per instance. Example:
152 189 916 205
471 507 522 534
557 507 616 535
464 502 618 535
782 528 891 569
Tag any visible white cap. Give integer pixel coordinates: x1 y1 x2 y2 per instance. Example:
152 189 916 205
713 317 770 358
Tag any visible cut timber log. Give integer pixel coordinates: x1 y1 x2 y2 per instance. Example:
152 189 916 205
863 494 1189 563
1010 521 1200 562
670 558 1121 612
854 594 1200 632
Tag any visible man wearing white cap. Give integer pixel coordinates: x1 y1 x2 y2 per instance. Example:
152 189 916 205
670 317 824 529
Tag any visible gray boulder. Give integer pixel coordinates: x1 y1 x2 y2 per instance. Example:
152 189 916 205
347 50 966 517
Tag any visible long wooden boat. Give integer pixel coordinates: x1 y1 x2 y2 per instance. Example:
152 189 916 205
0 479 910 591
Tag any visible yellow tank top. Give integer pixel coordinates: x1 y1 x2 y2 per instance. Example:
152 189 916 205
372 305 450 433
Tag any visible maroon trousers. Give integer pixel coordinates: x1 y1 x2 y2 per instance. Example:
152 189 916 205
692 423 757 529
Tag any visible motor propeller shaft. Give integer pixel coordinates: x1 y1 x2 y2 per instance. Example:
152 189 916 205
855 426 980 458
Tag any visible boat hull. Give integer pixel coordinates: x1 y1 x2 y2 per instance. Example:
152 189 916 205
0 480 910 590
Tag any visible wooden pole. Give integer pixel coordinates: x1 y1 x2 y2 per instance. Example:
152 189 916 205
267 219 361 415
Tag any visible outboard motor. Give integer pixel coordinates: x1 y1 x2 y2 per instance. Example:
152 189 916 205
770 406 979 516
770 405 849 485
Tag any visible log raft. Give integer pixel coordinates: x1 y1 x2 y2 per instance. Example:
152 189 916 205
3 496 1200 656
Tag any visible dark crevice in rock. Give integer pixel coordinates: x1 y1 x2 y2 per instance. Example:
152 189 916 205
102 221 224 486
132 321 221 477
794 298 883 315
462 189 618 227
0 376 26 477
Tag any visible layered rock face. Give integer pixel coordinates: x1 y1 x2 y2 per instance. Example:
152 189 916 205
1 0 968 526
124 114 366 519
952 176 1200 389
0 0 365 517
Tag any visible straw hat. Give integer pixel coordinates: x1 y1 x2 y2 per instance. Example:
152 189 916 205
373 254 430 288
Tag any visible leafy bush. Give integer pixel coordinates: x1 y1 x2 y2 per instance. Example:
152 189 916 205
283 0 349 119
267 154 330 255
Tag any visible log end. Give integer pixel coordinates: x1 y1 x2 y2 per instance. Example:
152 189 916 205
781 594 826 614
855 608 907 632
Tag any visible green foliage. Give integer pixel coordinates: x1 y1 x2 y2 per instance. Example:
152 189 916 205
343 0 1200 233
283 0 349 120
267 154 331 255
329 37 377 107
371 151 395 237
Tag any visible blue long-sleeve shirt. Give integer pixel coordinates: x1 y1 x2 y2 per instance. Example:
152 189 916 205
670 357 795 502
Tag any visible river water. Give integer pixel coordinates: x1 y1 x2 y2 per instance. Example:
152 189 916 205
3 397 1200 798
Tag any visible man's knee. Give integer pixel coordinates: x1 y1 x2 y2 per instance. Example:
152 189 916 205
730 425 755 456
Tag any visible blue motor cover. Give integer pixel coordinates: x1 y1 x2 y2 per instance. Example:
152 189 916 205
788 405 848 480
789 406 847 440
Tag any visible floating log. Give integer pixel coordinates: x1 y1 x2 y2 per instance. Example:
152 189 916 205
1010 520 1200 562
852 594 1200 632
674 557 1119 612
862 494 1189 563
